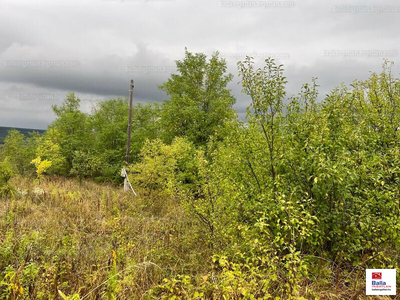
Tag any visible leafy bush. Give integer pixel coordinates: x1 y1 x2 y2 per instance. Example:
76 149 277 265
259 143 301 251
130 137 198 197
0 130 38 175
0 158 14 197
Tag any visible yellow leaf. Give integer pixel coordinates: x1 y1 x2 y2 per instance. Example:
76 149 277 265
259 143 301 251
381 181 385 186
314 177 318 183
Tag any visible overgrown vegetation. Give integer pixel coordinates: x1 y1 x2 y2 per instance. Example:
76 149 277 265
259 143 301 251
0 177 207 299
0 49 399 298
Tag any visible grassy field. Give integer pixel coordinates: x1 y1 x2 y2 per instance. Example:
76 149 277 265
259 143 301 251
0 176 396 299
0 176 211 299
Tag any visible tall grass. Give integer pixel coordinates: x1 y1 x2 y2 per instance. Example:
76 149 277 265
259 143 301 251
0 176 210 299
0 176 396 299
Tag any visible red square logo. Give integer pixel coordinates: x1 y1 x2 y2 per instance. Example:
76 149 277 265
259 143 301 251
372 272 382 279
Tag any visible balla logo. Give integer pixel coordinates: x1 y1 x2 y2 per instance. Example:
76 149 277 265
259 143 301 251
366 269 396 295
372 281 386 286
372 272 386 285
372 272 382 280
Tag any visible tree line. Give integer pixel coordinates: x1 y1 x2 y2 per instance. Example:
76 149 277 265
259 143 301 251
1 49 400 297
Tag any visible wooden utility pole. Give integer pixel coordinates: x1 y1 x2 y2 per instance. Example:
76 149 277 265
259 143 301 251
122 79 137 194
126 79 134 165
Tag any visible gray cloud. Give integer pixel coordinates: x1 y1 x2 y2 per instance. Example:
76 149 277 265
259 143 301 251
1 0 399 129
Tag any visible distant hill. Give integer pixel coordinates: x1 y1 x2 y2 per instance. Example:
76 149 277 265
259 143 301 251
0 126 46 145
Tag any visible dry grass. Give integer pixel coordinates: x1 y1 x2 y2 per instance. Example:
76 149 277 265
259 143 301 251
0 176 398 299
0 176 211 299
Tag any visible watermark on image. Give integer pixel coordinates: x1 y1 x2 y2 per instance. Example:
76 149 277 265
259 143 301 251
322 50 397 58
4 61 79 68
125 66 177 73
333 6 400 13
219 1 294 8
220 52 289 61
366 269 396 295
16 94 92 101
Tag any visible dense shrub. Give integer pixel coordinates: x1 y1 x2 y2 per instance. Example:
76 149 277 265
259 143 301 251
0 158 14 197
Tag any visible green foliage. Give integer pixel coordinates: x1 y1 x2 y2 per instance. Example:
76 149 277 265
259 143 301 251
106 250 119 300
3 51 400 298
0 158 14 197
159 49 236 146
89 99 161 181
0 130 38 175
31 157 52 180
238 56 287 199
130 138 227 248
217 58 400 268
150 253 310 299
0 263 40 299
58 290 81 300
50 93 93 172
1 95 161 182
35 128 68 175
70 150 101 182
130 58 400 298
130 137 198 197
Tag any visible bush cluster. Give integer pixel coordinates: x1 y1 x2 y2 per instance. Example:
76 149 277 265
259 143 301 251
1 50 400 298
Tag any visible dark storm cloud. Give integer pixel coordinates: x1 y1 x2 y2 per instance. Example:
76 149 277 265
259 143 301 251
0 0 399 128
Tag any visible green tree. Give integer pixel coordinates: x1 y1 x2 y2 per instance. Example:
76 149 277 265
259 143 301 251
89 98 161 181
70 150 101 183
50 93 93 172
159 49 236 146
0 158 14 197
130 137 197 197
35 128 68 175
0 130 38 175
238 56 287 199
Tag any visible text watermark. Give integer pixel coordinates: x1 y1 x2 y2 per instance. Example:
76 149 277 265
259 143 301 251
16 94 92 101
4 61 79 68
322 50 397 58
219 1 294 8
125 66 177 73
333 6 400 13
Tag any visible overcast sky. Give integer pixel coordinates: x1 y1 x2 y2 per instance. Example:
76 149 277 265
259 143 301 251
1 0 399 129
